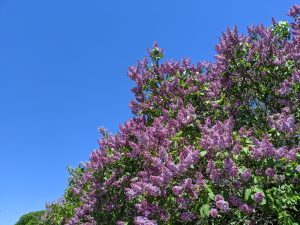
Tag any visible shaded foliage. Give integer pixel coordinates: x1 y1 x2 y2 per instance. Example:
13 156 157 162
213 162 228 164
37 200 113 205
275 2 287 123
15 211 45 225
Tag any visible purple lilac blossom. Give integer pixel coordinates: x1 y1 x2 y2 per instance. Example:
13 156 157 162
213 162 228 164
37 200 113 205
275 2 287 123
239 204 251 214
265 168 275 177
241 169 252 182
45 6 300 224
210 208 218 218
253 192 264 203
216 200 229 212
134 216 157 225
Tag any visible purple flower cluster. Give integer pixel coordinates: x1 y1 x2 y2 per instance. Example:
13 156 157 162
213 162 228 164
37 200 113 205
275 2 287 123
134 216 157 225
239 204 251 214
268 108 296 133
42 5 300 225
210 208 218 218
201 117 234 152
215 195 230 212
253 192 264 203
241 169 252 182
224 158 239 177
265 168 275 177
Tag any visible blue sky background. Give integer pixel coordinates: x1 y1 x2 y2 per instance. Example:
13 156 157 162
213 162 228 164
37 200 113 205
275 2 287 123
0 0 296 224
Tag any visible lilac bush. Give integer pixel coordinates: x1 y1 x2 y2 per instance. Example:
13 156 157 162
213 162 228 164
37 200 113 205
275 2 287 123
42 5 300 224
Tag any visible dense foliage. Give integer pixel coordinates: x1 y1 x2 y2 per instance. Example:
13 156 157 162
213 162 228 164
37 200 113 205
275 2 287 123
42 5 300 225
15 211 45 225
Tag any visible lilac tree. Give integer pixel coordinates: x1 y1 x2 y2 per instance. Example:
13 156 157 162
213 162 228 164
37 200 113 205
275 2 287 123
42 5 300 225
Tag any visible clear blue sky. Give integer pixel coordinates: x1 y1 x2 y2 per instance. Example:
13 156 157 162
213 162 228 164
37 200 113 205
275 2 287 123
0 1 296 224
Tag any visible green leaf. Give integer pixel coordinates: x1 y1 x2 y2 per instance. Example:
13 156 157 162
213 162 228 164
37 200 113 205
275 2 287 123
200 150 207 157
200 204 211 218
245 138 252 144
245 188 252 201
261 198 266 205
254 187 264 194
241 147 249 154
208 192 215 200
